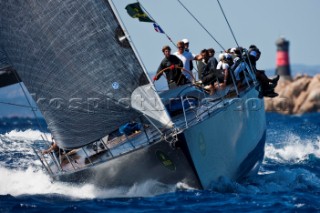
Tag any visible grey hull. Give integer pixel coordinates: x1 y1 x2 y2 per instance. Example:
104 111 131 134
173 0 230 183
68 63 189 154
52 88 266 189
53 139 201 189
182 88 266 188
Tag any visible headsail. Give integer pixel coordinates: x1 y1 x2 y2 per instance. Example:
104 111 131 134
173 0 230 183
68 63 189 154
0 67 21 88
0 0 172 149
0 48 21 88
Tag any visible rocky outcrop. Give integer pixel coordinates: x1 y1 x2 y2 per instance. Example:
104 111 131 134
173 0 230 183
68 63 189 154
264 74 320 114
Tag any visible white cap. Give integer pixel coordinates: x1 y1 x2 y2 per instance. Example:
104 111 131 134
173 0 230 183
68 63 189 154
225 53 232 60
230 48 236 53
218 53 225 61
182 38 189 44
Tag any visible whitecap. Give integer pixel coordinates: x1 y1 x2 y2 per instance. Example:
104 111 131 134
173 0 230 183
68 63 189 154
0 166 177 198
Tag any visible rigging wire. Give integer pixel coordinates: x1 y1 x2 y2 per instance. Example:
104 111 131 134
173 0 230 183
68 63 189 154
215 0 258 83
9 67 49 141
136 0 176 47
18 85 48 139
0 101 38 110
109 0 166 97
0 45 49 140
176 0 225 51
216 1 257 83
216 0 240 48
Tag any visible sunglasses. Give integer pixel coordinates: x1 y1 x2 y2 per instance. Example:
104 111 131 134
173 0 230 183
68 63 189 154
178 46 184 49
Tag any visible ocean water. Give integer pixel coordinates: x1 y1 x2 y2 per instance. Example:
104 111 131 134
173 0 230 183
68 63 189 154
0 113 320 212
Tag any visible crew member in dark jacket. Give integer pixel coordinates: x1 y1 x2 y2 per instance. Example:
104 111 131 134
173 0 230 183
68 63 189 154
153 45 188 89
248 45 279 97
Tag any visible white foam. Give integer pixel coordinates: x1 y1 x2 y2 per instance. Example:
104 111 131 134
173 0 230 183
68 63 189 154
265 135 320 163
0 166 177 198
0 130 48 168
1 128 319 198
3 129 51 141
0 129 179 198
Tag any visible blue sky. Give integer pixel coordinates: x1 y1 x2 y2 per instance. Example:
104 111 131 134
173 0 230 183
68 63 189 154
113 0 320 73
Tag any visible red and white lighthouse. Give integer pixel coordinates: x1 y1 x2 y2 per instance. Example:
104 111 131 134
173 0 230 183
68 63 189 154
276 37 292 80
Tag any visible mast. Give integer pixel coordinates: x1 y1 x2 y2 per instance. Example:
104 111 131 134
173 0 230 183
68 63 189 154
107 0 173 128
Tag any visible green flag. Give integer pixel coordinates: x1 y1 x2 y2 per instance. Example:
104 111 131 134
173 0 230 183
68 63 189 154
125 3 154 23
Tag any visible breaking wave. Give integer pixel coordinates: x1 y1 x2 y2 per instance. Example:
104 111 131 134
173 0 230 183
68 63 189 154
1 112 320 199
0 130 178 198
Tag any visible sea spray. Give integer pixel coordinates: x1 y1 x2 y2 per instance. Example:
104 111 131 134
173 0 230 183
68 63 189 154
0 166 177 198
265 135 320 163
0 112 319 212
